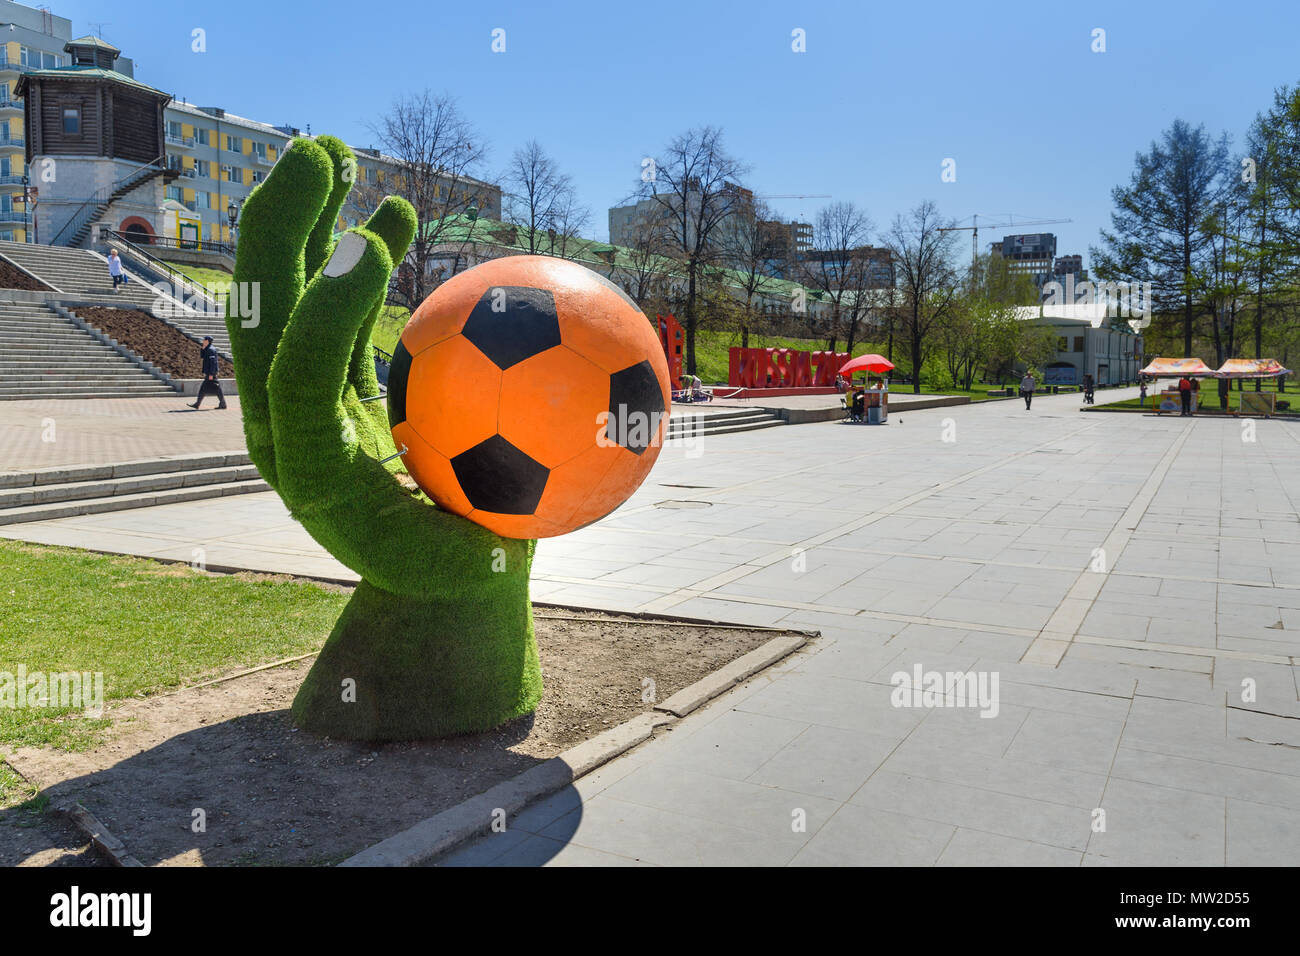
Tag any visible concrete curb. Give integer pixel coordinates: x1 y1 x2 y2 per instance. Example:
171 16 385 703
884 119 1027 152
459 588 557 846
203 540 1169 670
655 633 807 717
341 629 813 867
1081 405 1300 420
769 395 973 425
340 712 670 867
0 255 60 294
60 802 144 867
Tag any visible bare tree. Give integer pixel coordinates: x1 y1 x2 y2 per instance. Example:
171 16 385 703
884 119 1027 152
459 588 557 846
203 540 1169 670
618 212 672 309
360 90 488 312
884 201 962 394
501 140 590 256
548 187 592 260
726 197 782 347
638 126 750 374
800 201 873 352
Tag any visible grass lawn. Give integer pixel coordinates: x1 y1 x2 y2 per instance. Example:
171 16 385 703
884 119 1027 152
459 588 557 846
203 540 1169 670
162 261 234 297
370 305 412 356
0 539 349 802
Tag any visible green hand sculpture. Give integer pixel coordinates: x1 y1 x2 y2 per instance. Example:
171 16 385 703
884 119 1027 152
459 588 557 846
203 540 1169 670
226 136 541 741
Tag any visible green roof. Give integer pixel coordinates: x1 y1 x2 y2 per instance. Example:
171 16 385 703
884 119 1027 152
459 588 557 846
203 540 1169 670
416 213 834 305
16 65 165 97
68 35 122 53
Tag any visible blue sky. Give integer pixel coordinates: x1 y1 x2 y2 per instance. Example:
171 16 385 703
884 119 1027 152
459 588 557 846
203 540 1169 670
54 0 1300 262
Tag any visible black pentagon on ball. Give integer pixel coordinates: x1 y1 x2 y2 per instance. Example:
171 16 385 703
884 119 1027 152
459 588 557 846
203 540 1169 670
607 359 665 456
451 434 550 515
462 286 561 369
386 338 413 429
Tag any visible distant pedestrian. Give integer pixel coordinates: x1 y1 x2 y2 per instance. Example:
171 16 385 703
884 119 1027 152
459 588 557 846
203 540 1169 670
1139 377 1148 404
1177 375 1193 416
1020 372 1036 410
107 249 124 291
1083 373 1095 404
188 336 227 410
1217 376 1230 412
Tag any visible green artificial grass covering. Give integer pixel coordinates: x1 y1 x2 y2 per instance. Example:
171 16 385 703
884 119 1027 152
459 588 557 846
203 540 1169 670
226 137 541 741
290 577 541 739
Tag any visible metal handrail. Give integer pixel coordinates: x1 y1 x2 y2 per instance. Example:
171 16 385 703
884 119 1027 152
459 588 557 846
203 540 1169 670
106 229 235 258
102 228 225 314
50 157 166 246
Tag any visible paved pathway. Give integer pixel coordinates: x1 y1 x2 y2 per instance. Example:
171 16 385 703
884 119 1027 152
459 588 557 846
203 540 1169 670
0 396 245 473
5 386 1300 865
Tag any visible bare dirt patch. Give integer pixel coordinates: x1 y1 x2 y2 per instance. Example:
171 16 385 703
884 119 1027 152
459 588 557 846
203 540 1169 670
74 307 234 379
0 258 52 291
7 607 789 867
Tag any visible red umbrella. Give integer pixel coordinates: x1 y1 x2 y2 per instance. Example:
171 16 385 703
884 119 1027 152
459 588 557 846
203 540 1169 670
838 353 895 378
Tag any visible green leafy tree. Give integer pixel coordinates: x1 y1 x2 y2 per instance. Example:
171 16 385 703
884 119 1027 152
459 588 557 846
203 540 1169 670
1241 86 1300 387
1092 119 1231 357
226 137 540 741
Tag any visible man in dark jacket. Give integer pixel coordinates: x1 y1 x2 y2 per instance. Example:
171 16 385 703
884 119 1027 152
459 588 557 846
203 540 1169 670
189 336 227 409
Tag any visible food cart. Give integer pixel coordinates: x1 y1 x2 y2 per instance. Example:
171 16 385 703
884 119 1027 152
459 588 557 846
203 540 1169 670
1214 358 1292 416
1138 358 1215 414
838 354 895 424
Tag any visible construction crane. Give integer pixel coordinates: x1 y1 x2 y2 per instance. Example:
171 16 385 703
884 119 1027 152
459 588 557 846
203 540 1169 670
938 214 1072 271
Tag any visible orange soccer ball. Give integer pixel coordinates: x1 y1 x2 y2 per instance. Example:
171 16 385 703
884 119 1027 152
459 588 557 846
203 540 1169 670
386 255 671 539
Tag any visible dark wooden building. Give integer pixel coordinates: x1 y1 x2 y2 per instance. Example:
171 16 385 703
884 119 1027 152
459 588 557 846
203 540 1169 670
16 36 168 165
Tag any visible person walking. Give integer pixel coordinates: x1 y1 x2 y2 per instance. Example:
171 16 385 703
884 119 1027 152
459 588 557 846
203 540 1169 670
107 249 124 291
1177 375 1193 416
188 336 227 410
1217 375 1230 413
1020 371 1036 410
1083 373 1095 405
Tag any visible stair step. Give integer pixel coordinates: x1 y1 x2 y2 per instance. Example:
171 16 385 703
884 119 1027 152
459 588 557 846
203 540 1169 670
665 419 785 440
0 478 269 524
0 391 177 401
0 360 142 367
0 451 250 488
0 383 172 391
0 464 261 507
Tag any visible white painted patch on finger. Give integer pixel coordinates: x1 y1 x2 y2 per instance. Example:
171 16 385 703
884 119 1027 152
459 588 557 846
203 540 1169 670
323 232 366 278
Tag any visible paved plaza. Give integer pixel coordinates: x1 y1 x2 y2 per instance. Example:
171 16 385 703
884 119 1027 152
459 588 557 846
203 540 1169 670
5 386 1300 865
0 396 246 472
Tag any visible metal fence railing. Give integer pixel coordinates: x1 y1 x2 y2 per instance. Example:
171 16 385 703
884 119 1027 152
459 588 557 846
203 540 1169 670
103 228 227 317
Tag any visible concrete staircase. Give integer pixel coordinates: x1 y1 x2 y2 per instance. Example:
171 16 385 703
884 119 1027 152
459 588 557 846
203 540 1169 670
51 163 169 250
0 301 175 400
0 240 230 355
0 452 268 525
101 239 231 354
665 406 785 441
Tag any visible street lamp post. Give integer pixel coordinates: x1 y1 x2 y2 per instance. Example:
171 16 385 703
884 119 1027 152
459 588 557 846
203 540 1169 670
227 198 239 246
20 174 28 242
